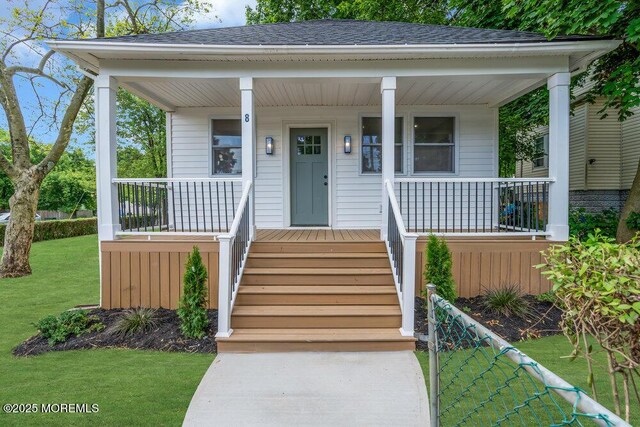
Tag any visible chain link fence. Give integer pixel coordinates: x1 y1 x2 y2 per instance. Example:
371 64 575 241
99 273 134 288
426 284 629 427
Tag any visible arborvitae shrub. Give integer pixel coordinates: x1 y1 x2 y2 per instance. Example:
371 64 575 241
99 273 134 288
424 235 457 302
177 246 209 339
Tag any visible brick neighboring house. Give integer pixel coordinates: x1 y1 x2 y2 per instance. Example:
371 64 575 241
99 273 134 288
518 80 640 214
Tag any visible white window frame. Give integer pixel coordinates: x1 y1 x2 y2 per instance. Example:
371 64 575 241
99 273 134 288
532 134 549 170
410 113 460 176
357 113 407 176
208 115 242 177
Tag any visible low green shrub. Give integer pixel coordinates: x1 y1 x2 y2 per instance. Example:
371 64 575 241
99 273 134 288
482 284 531 319
568 207 618 240
178 246 209 339
0 217 97 245
625 211 640 231
110 308 157 337
424 235 457 302
535 290 556 304
35 310 103 346
540 232 640 414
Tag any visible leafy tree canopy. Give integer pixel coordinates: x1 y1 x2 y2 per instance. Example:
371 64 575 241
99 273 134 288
0 134 96 213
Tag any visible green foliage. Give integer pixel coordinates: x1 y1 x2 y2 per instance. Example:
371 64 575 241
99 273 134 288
0 139 96 212
541 232 640 327
424 235 457 302
110 308 157 337
0 218 97 246
246 0 449 24
540 232 640 417
482 284 531 319
78 90 168 179
569 207 619 240
177 247 209 339
536 290 556 304
501 0 639 121
625 212 640 231
35 310 104 346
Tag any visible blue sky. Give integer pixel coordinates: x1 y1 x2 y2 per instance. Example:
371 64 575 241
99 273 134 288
0 0 256 148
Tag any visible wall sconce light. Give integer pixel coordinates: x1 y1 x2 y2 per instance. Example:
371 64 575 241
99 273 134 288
344 135 352 154
265 136 274 155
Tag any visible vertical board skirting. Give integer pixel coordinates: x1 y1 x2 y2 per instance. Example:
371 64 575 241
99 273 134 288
415 238 552 298
100 240 220 309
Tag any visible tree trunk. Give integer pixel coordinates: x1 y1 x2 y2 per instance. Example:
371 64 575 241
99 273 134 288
617 159 640 242
0 173 41 278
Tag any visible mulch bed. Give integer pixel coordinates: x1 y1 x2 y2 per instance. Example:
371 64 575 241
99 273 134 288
13 308 218 357
414 295 562 351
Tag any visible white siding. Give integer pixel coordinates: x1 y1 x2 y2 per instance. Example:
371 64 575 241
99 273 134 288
585 100 622 190
622 107 640 189
171 105 498 229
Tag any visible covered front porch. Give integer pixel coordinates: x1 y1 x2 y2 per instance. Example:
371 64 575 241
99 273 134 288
63 31 598 347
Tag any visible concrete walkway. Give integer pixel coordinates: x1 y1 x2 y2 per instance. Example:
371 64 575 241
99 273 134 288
183 352 429 426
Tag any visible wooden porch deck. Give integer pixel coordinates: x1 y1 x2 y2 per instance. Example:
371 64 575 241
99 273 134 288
256 229 380 242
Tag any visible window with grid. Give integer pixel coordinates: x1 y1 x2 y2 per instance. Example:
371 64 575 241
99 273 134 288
211 119 242 175
532 134 549 169
413 117 455 173
361 116 403 174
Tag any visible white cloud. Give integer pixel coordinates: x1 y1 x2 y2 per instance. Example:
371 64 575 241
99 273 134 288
193 0 257 28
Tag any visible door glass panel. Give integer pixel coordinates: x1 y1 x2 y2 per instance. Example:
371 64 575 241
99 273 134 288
296 134 322 155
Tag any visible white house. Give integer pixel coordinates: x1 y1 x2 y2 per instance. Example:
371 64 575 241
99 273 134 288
49 20 618 352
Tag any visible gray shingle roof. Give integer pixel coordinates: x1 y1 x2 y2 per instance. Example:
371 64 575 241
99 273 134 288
82 19 608 46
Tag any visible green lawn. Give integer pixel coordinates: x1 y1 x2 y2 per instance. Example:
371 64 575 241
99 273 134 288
0 235 214 426
2 236 637 426
416 335 639 425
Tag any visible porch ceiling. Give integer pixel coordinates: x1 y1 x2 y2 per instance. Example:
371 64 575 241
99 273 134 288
120 76 544 111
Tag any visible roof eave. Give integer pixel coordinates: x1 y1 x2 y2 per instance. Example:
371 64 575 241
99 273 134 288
46 39 621 74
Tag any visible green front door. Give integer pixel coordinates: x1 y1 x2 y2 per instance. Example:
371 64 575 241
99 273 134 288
290 128 329 226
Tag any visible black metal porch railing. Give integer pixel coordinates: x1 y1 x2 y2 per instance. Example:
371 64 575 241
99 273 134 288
114 178 242 233
387 197 403 290
395 178 552 234
230 194 250 292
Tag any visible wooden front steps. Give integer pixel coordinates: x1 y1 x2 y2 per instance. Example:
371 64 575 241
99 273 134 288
217 239 416 352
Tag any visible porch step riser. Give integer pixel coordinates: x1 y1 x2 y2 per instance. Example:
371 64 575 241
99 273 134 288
246 259 391 268
250 243 386 253
241 275 395 285
231 316 402 329
217 341 415 352
235 294 398 305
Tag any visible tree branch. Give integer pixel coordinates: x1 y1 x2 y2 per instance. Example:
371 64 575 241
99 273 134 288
0 153 18 179
35 76 94 177
0 59 31 170
6 64 70 90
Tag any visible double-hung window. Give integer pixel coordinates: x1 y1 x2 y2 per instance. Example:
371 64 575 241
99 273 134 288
361 116 404 174
532 134 549 169
413 117 455 173
211 119 242 175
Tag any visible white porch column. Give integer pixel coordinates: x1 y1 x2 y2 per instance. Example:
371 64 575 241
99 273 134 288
546 72 571 241
240 77 256 239
381 76 397 239
95 75 120 241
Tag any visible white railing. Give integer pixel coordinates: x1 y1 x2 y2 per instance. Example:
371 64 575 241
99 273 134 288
216 181 253 338
112 177 242 236
395 177 555 236
384 180 418 337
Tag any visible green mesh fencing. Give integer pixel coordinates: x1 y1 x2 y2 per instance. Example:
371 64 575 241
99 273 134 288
427 290 629 427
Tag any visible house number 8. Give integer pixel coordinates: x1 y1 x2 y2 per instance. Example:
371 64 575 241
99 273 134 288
244 114 250 122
